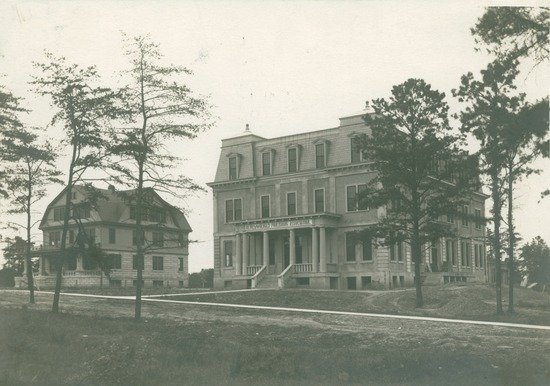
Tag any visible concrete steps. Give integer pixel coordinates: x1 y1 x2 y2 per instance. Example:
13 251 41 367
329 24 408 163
255 274 278 289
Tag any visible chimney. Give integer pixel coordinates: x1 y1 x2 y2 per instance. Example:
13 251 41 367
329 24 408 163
108 184 115 193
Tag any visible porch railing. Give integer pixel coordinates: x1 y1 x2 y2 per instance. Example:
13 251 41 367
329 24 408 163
246 265 263 276
251 265 267 288
294 263 313 273
277 264 294 288
63 270 102 277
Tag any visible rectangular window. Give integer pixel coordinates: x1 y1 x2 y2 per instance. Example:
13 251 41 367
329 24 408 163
129 205 136 220
475 209 482 229
351 137 363 163
479 245 484 267
224 240 233 267
362 235 373 261
132 254 144 270
225 199 242 222
110 279 121 287
229 156 237 180
108 254 122 269
347 184 368 211
346 233 356 262
397 242 404 262
152 232 164 247
53 207 65 221
84 228 95 244
361 276 372 290
315 143 325 168
287 192 296 215
179 257 184 272
109 228 116 244
314 189 324 213
73 205 90 219
49 232 60 246
466 243 471 267
132 229 143 246
346 277 357 290
474 244 479 267
288 147 297 172
262 152 271 176
461 241 467 266
261 196 270 218
461 205 469 226
152 256 164 271
69 230 75 244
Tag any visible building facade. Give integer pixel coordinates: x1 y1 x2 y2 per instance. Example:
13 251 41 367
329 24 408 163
209 113 487 290
15 185 190 288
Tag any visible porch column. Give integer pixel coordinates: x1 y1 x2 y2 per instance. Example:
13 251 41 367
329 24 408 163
45 257 50 275
39 255 44 275
77 255 83 270
235 233 242 276
242 233 249 275
289 229 296 265
311 227 319 272
263 232 269 266
319 227 327 272
23 259 28 275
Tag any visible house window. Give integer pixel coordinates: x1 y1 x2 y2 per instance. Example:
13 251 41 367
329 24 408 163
53 207 65 221
461 205 469 226
314 189 324 213
475 209 482 230
132 254 144 270
153 280 163 288
109 228 116 244
83 228 95 244
152 256 164 271
262 152 271 176
346 277 357 290
446 213 454 223
229 156 237 180
224 240 233 267
132 229 144 246
361 276 372 290
287 192 296 215
261 196 270 218
474 244 479 267
446 239 457 266
225 199 242 222
130 205 136 220
152 232 164 247
390 241 404 262
69 230 75 244
73 205 90 219
346 184 368 211
288 148 297 172
346 233 356 262
315 143 325 168
49 232 61 246
362 235 373 261
350 137 363 163
179 257 184 272
461 240 467 266
108 254 122 269
110 279 121 287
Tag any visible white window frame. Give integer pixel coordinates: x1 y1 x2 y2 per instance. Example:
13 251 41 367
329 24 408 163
260 195 270 218
313 188 325 213
286 191 297 216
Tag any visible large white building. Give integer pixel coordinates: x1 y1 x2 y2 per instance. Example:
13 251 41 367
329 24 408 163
208 113 488 290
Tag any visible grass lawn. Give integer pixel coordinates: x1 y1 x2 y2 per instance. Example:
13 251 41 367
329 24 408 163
1 303 549 385
164 284 550 325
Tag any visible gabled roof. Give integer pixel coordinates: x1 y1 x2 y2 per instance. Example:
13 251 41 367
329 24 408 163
39 185 192 232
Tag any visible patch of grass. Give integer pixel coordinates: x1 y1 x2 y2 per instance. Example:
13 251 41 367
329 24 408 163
1 307 549 385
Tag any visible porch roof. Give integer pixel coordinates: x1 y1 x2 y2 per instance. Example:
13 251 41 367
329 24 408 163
230 212 341 232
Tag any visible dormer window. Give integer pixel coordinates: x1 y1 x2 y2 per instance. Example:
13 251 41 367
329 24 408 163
285 144 301 173
262 152 271 175
229 156 238 180
315 143 325 168
348 132 366 163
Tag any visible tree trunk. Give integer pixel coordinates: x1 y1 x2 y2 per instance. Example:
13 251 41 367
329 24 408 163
491 168 503 315
507 164 515 313
134 161 144 320
25 172 35 304
412 218 424 307
52 96 78 314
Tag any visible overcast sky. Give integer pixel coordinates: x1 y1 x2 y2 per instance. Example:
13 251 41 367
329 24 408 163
1 0 548 272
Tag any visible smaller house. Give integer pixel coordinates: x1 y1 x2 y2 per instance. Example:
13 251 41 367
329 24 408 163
15 185 191 288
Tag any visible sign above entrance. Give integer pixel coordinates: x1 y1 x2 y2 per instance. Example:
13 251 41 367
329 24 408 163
240 218 313 231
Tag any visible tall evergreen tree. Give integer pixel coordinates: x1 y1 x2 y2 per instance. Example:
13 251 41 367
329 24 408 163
358 78 478 307
31 53 120 313
453 60 526 314
110 35 211 319
2 126 62 303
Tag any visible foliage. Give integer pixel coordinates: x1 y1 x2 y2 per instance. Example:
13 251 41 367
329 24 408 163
188 268 214 288
472 7 549 67
520 236 550 285
2 236 36 275
358 78 478 307
32 53 121 312
0 267 16 287
109 34 212 319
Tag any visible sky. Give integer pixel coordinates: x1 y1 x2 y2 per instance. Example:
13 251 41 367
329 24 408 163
0 0 548 273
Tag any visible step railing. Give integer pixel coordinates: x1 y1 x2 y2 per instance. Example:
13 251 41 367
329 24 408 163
294 263 313 273
246 265 263 276
277 264 294 288
251 265 267 288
